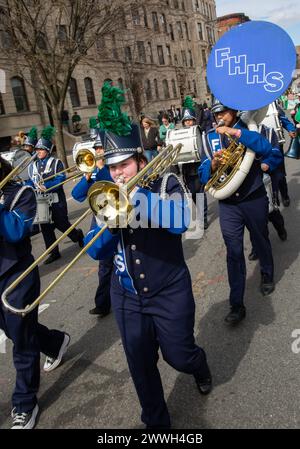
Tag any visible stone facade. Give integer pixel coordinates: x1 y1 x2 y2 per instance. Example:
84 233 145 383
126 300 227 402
0 0 218 149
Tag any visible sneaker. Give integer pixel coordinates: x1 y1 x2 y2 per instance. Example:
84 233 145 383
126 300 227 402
11 404 39 429
43 333 70 372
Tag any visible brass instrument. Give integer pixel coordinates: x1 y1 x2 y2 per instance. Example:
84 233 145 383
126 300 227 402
204 134 246 193
42 149 104 193
1 143 182 316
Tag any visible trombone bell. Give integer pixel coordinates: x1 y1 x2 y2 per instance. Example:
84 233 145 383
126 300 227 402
75 149 97 173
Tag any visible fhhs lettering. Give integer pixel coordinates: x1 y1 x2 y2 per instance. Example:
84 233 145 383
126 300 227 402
215 47 284 93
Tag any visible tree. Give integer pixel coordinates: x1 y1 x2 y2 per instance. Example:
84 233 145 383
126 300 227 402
0 0 128 166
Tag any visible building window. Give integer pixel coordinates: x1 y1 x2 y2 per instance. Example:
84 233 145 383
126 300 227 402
112 34 118 59
194 0 200 11
145 79 152 101
193 79 197 95
201 49 206 67
69 78 80 108
184 22 189 40
171 79 177 97
173 0 179 8
188 49 193 67
166 45 172 65
11 77 29 112
147 42 154 63
57 25 67 43
182 1 185 11
125 46 132 62
188 80 191 91
84 77 96 105
154 79 159 98
176 21 183 39
162 79 170 99
198 23 203 40
137 41 146 63
161 14 167 33
0 93 5 115
143 6 148 27
131 5 140 25
1 30 12 49
169 24 175 41
181 50 187 66
174 54 178 65
157 45 165 65
152 12 159 32
37 32 47 50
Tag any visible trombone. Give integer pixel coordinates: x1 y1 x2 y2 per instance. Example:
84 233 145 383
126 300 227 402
41 149 104 193
1 143 182 316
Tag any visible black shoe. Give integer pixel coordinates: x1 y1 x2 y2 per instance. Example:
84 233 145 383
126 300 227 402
43 253 61 265
224 305 246 325
282 197 290 207
89 307 110 317
248 250 258 261
260 274 275 296
77 229 84 248
204 218 209 230
278 228 287 241
194 361 212 395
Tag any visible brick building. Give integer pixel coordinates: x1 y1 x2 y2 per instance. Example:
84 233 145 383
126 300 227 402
0 0 218 150
216 12 250 38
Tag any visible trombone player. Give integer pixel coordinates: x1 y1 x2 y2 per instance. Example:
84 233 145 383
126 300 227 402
0 156 70 429
27 126 84 264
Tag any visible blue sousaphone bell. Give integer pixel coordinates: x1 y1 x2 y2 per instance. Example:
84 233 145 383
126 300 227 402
285 131 300 159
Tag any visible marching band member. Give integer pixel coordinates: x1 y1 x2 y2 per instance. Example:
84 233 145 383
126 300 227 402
199 100 283 325
181 97 208 229
0 156 70 429
83 83 212 429
72 130 113 317
275 104 297 206
27 126 84 264
22 127 38 155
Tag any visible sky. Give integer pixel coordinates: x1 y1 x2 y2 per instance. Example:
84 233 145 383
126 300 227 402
216 0 300 45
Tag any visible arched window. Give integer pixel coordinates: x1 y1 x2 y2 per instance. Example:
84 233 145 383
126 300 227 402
84 77 96 105
162 79 170 99
145 79 152 101
171 79 177 97
37 32 47 50
11 76 29 112
154 79 159 99
193 79 197 96
69 78 80 107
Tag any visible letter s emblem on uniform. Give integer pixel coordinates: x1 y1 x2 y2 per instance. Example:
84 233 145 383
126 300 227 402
114 254 125 272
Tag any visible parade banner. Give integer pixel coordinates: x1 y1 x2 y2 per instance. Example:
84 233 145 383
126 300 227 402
207 21 296 111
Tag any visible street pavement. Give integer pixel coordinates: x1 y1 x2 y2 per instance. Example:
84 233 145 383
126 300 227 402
0 139 300 429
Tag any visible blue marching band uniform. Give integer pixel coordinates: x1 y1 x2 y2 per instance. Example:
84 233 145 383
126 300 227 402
0 156 70 429
71 130 113 316
83 122 212 429
199 100 283 324
26 132 84 264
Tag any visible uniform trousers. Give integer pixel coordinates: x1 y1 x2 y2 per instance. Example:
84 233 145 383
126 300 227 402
94 258 113 311
219 193 274 308
0 257 64 412
111 269 210 428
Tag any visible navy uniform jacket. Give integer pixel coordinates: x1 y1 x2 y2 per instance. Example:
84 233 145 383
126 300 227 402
84 175 190 298
27 156 67 204
198 120 283 204
72 166 112 203
0 183 36 277
277 106 296 133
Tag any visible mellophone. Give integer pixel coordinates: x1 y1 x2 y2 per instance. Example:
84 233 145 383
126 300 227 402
33 192 59 225
165 125 202 164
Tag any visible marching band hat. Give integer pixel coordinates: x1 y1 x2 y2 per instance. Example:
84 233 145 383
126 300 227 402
104 123 143 166
181 108 196 123
35 126 55 152
211 99 233 114
23 127 38 147
93 129 105 149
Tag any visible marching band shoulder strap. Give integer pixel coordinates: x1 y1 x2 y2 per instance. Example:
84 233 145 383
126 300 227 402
9 185 36 211
159 172 189 200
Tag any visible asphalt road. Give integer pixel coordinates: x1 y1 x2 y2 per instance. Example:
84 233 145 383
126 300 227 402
0 138 300 429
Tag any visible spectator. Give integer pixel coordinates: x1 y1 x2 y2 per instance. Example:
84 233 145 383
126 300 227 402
140 117 162 161
159 113 175 143
72 111 82 133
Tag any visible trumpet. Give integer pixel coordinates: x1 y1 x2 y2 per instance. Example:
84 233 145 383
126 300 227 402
1 143 182 316
41 149 104 193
